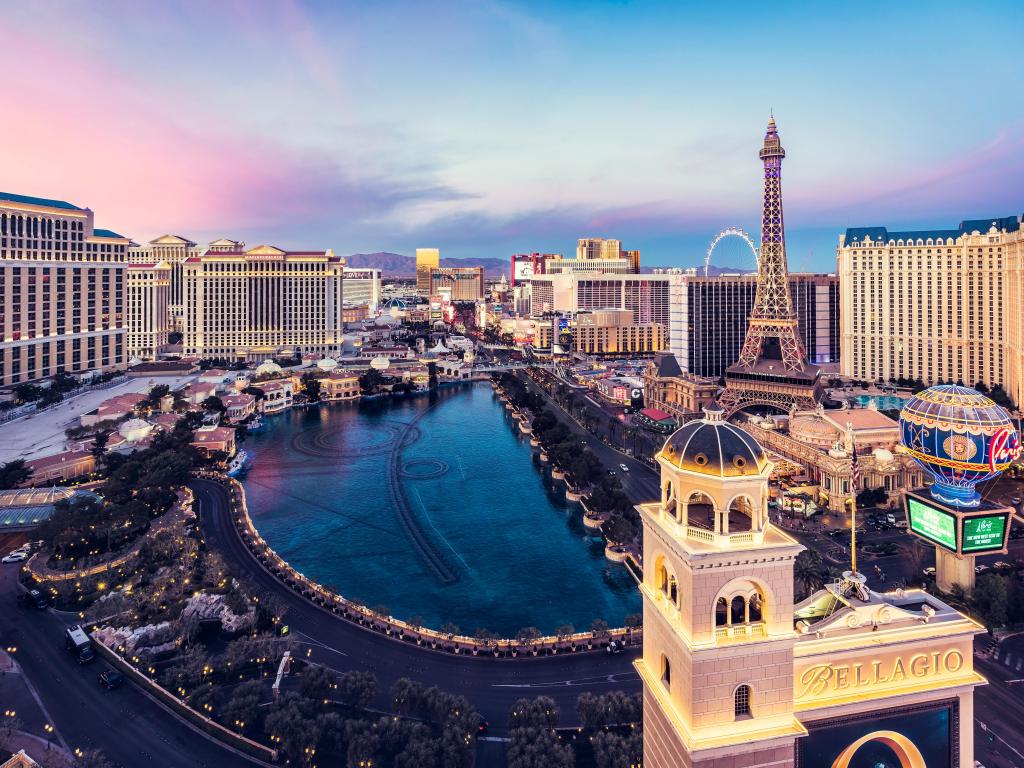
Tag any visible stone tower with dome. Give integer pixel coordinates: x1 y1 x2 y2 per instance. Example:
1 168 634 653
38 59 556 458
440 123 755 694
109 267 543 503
636 404 807 767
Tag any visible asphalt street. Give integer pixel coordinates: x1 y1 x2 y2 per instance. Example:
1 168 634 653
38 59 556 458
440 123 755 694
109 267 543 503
513 371 661 505
0 563 257 768
973 639 1024 768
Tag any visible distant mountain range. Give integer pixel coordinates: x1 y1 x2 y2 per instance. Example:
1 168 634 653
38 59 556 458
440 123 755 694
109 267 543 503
344 252 755 279
345 252 510 278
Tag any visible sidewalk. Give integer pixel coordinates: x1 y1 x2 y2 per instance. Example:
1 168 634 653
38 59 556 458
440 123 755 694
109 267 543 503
0 650 62 748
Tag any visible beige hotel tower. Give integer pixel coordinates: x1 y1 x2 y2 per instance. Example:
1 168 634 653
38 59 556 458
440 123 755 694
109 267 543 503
638 405 984 767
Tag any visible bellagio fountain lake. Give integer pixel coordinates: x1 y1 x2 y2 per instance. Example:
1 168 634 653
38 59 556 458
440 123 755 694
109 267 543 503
241 382 641 636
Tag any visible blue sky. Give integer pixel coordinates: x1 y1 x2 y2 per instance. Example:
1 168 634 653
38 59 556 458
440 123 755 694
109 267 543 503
3 0 1022 270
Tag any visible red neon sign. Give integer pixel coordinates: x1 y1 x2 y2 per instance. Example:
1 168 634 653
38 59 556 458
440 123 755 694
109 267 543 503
989 427 1023 472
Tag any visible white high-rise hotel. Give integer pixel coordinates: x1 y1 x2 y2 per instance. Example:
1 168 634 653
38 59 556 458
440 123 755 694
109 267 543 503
182 244 345 361
838 215 1024 405
1 193 129 387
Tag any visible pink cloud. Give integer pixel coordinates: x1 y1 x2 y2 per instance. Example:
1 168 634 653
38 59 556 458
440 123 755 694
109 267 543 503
794 124 1024 220
0 23 460 244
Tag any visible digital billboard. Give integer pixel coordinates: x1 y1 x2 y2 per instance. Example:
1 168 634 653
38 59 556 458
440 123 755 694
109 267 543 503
797 702 954 768
906 496 958 552
512 259 535 282
962 512 1008 553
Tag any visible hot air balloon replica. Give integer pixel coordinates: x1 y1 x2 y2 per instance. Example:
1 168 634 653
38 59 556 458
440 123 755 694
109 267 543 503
899 384 1022 591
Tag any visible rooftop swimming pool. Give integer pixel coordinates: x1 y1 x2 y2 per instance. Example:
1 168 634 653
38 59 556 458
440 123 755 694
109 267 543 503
851 394 908 411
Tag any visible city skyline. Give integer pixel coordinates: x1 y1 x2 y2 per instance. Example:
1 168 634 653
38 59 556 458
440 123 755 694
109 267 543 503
2 1 1022 269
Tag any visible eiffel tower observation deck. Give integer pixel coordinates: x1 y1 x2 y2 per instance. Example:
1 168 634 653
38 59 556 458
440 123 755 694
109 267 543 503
719 117 822 417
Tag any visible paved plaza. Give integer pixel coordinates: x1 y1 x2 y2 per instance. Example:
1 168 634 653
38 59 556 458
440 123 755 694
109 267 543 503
0 375 197 465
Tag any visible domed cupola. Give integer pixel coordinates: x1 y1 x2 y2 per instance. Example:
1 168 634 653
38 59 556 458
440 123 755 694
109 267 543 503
660 405 768 477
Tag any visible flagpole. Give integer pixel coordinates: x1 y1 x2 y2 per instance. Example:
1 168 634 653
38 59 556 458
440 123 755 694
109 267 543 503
849 495 857 575
849 449 860 576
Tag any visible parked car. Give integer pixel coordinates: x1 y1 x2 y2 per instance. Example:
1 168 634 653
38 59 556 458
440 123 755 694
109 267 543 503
2 551 28 564
99 669 124 690
922 567 936 578
975 564 991 574
606 640 622 654
885 513 897 525
994 561 1014 571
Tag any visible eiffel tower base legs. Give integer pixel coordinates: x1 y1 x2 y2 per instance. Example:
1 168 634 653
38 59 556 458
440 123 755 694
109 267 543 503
717 385 819 419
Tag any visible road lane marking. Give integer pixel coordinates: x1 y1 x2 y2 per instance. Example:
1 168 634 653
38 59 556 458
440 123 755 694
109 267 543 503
492 672 638 689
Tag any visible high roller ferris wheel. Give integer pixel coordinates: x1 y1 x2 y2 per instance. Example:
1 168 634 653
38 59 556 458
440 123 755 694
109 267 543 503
703 227 759 276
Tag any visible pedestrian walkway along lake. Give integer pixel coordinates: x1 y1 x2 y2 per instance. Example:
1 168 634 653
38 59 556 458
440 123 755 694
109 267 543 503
242 383 640 636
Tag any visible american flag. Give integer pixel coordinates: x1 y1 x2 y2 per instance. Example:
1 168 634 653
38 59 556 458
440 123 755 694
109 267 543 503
851 449 862 489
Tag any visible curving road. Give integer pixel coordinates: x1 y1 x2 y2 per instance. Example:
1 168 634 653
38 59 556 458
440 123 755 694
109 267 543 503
192 478 641 736
0 565 257 768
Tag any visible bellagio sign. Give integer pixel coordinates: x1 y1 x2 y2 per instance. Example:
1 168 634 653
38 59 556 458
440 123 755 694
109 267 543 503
797 649 965 700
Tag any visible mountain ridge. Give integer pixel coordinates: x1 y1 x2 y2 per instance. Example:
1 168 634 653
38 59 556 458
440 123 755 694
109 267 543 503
344 252 756 278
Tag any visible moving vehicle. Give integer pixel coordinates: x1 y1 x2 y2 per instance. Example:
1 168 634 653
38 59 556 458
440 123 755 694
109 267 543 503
619 464 629 472
99 669 124 689
606 640 623 654
65 625 95 664
922 567 936 578
885 513 897 525
18 589 49 609
2 551 28 564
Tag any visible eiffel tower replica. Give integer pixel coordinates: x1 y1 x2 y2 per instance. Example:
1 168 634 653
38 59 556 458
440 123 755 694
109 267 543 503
718 116 822 417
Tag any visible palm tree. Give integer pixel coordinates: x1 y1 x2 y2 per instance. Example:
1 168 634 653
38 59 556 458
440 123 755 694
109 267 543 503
794 550 827 598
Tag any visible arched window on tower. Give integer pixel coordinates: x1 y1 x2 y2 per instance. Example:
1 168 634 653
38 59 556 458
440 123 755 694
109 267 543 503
715 597 728 626
668 575 678 606
730 596 746 625
734 685 751 718
657 562 668 594
661 655 671 690
748 592 763 622
714 584 767 636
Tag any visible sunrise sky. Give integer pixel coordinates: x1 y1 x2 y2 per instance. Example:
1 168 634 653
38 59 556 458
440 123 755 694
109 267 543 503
3 0 1022 269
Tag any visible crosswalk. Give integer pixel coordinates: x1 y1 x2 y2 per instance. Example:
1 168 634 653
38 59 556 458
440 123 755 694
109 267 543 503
993 647 1024 672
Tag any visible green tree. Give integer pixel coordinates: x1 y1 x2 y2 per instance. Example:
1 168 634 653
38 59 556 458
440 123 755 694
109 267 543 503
147 384 171 405
0 459 32 488
973 573 1009 633
299 664 337 705
264 693 322 764
794 549 827 599
14 383 42 403
202 395 225 413
91 430 110 459
242 386 265 401
508 697 573 768
220 681 265 727
302 374 322 402
591 729 643 768
359 369 384 395
336 669 376 708
517 626 542 643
